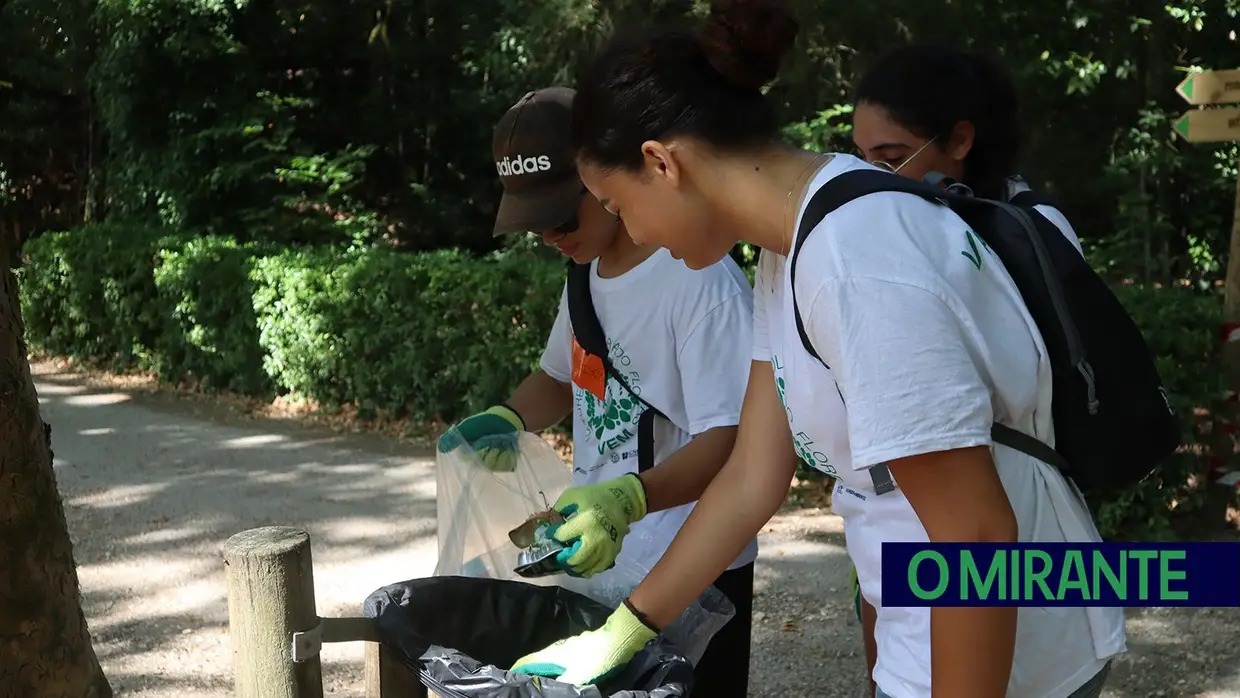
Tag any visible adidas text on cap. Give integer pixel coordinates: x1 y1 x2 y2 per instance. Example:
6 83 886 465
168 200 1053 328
492 87 582 236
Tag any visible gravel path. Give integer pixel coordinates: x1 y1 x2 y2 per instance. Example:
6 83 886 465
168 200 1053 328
35 365 1240 697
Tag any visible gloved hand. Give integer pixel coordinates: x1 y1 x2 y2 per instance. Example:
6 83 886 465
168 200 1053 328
511 601 658 686
436 404 525 472
547 473 647 577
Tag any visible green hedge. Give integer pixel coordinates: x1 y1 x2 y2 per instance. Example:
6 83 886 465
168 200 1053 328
18 223 169 370
153 236 273 395
1091 282 1225 539
19 225 564 422
249 246 563 420
15 224 1229 538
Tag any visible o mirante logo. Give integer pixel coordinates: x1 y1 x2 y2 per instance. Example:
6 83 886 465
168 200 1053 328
881 542 1240 607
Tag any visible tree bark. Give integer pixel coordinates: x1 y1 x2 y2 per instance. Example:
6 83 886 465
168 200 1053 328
0 241 112 696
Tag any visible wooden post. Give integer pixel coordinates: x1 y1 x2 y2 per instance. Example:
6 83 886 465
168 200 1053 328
224 526 324 698
364 642 426 698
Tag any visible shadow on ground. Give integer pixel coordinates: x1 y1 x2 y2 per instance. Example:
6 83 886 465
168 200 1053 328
34 369 1240 697
37 371 439 697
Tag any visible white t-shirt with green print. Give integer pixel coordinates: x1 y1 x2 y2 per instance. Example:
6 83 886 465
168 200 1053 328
752 154 1126 698
540 247 759 574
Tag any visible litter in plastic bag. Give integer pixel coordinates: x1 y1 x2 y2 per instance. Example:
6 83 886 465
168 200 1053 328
434 430 735 665
434 431 576 583
364 576 694 698
515 521 572 579
509 510 567 548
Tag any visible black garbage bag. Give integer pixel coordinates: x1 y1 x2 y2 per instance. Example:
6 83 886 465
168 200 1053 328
363 576 696 698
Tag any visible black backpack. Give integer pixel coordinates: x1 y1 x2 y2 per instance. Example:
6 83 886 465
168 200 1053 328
565 262 662 474
789 169 1180 497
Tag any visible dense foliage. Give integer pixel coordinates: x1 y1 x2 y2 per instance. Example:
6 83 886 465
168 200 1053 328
14 226 1227 539
4 0 1239 538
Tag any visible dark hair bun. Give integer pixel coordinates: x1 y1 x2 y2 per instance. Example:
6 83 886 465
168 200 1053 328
699 0 799 91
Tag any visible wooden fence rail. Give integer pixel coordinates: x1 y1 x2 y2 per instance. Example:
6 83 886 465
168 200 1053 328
223 526 427 698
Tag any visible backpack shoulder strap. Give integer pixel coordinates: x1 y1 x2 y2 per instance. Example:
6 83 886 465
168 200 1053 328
565 261 663 473
566 262 609 360
787 169 951 496
1008 189 1055 209
789 169 951 367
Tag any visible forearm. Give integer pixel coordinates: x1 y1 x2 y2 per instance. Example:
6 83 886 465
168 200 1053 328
888 446 1019 698
505 370 573 432
930 606 1017 698
629 450 796 629
636 426 736 513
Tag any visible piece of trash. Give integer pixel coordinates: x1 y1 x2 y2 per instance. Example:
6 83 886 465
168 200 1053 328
507 509 566 548
513 520 571 578
780 620 801 632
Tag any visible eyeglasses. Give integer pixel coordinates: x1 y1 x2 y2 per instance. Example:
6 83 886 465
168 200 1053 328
867 135 939 174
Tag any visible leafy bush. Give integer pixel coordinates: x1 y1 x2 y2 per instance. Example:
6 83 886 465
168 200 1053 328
1090 282 1226 540
19 225 564 423
19 223 169 369
17 223 1230 539
251 246 563 421
153 236 273 395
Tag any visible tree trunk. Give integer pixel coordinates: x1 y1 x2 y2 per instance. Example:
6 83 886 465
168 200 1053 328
0 241 112 697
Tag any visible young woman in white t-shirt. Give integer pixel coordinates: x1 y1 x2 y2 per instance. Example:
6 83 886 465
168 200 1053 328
846 43 1091 695
508 1 1126 696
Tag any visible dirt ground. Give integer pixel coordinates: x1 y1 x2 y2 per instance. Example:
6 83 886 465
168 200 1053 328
32 361 1240 697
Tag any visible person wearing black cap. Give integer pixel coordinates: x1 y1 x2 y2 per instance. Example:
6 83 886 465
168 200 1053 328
437 86 757 696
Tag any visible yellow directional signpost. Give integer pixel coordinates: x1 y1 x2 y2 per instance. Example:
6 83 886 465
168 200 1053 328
1175 68 1240 495
1176 69 1240 106
1173 107 1240 143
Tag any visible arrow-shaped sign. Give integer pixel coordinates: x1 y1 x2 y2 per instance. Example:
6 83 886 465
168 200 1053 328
1176 69 1240 106
1173 107 1240 143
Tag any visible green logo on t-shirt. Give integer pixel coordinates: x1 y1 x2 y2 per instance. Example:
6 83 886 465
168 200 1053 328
578 340 645 455
961 229 991 270
772 354 838 477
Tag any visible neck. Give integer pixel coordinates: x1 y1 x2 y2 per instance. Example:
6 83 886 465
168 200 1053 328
706 145 827 255
596 223 657 278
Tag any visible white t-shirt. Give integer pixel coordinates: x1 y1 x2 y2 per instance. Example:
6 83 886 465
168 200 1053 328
753 155 1126 698
540 248 759 574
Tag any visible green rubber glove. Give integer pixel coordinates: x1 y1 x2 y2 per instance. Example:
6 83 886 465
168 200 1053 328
436 404 525 472
511 601 658 686
547 474 647 577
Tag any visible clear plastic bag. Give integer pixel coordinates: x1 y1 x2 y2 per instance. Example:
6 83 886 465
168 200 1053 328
434 429 735 665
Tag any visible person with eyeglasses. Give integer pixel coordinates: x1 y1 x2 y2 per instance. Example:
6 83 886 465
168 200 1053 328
504 2 1125 696
846 46 1092 694
438 86 758 697
851 44 1083 251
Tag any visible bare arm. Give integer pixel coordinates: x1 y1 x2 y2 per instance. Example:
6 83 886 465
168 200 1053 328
637 426 737 513
628 361 798 628
505 370 573 432
887 447 1019 698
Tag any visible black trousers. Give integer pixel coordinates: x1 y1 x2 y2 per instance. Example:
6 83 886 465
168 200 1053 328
691 561 755 697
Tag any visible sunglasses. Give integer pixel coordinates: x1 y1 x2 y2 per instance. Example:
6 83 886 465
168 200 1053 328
550 188 590 234
548 188 620 235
